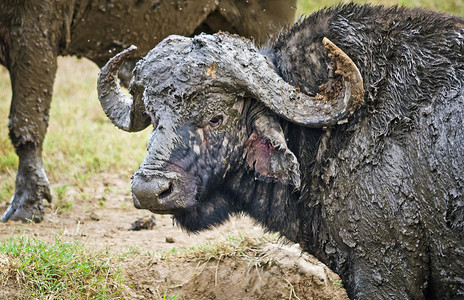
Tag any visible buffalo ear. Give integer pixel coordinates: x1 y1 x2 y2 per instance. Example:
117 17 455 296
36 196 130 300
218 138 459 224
244 113 301 188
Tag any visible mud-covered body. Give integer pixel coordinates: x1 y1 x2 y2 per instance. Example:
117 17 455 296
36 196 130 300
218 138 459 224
0 0 296 222
271 6 464 299
98 4 464 299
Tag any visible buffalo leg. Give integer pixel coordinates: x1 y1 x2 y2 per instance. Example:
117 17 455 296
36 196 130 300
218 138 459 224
1 25 57 222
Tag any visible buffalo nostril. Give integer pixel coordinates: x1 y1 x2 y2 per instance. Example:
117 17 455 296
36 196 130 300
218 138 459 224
158 181 173 199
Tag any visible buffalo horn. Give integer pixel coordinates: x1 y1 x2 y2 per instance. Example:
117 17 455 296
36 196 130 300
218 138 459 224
97 45 151 132
244 38 364 127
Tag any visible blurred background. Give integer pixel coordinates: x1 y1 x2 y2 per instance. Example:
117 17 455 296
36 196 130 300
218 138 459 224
297 0 463 16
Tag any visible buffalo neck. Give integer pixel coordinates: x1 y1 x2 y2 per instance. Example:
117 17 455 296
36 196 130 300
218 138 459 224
224 166 304 243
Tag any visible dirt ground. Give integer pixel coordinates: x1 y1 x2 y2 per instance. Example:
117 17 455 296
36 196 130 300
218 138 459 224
0 173 348 299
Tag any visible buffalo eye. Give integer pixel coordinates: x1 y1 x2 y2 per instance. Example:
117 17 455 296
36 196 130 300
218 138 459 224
209 115 223 128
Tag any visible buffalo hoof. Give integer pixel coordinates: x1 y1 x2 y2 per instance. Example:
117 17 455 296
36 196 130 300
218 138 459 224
1 202 44 223
1 188 50 223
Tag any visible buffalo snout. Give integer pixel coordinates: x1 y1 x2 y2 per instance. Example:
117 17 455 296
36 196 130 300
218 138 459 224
131 173 180 213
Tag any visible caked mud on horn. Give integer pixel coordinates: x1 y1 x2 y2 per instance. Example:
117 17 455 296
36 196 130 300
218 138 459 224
224 37 364 127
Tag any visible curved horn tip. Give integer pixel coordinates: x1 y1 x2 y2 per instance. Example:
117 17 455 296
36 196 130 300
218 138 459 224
104 45 138 74
322 38 363 83
98 45 139 92
114 45 138 58
322 37 364 107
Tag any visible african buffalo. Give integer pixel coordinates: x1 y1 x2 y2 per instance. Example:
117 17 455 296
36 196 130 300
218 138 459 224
98 4 464 299
0 0 296 222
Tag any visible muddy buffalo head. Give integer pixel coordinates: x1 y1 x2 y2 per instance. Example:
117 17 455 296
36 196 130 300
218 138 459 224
97 33 363 230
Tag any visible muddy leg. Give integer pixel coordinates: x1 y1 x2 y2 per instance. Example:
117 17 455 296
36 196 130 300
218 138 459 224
2 144 52 222
1 25 57 222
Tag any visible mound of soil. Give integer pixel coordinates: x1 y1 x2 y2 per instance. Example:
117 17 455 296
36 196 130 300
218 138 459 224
0 173 347 299
124 242 347 299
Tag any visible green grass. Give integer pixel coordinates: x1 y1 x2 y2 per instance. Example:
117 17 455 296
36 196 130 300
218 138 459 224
0 235 126 299
54 184 74 213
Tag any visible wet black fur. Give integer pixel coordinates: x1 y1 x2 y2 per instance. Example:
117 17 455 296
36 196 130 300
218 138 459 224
268 5 464 299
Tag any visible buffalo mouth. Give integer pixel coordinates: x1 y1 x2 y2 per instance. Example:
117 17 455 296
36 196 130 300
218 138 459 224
132 193 181 214
146 206 179 215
